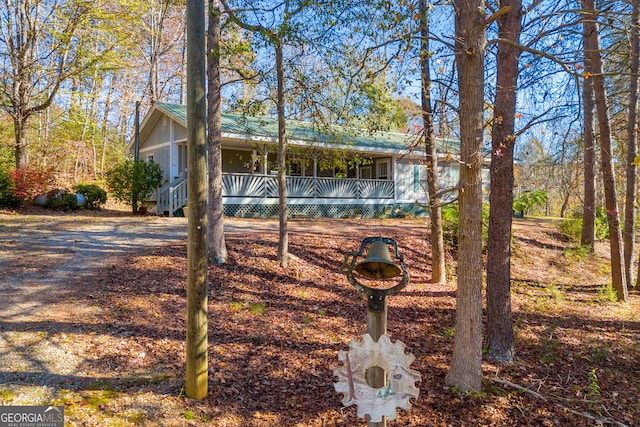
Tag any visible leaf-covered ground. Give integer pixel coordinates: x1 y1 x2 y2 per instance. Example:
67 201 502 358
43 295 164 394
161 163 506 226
1 212 639 426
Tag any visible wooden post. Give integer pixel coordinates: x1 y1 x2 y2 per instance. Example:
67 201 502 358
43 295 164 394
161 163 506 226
185 0 209 400
366 296 387 427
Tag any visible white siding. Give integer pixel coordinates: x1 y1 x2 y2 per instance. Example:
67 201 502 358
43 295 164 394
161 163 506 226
394 158 425 203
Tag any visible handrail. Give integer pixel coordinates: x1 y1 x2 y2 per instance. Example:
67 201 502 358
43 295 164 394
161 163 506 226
157 175 188 216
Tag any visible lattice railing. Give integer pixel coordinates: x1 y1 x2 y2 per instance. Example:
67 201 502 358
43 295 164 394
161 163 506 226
221 173 394 199
157 174 394 216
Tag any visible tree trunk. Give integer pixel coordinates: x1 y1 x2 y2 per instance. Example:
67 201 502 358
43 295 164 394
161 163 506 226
185 0 209 400
275 42 289 268
419 0 446 285
14 115 28 169
207 0 228 265
580 43 596 250
100 74 116 177
559 191 570 218
445 0 486 393
582 0 628 302
625 0 639 289
486 0 522 364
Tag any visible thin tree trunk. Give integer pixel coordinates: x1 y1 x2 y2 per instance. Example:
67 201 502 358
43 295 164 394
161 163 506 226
445 0 486 393
625 0 639 289
580 36 596 250
185 0 209 400
14 115 28 169
207 0 228 264
419 0 446 284
582 0 628 302
486 0 522 364
100 74 116 177
560 191 571 218
275 41 289 268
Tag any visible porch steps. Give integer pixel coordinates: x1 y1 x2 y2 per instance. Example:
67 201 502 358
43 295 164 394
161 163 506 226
156 176 188 217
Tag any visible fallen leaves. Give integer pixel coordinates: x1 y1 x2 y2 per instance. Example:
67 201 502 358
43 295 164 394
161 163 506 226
2 215 639 426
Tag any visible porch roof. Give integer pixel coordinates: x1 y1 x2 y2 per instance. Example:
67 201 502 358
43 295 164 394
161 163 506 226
152 102 462 157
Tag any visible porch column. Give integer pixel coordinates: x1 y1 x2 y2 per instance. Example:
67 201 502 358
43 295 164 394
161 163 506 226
252 150 257 174
262 148 268 175
313 154 318 178
392 157 398 202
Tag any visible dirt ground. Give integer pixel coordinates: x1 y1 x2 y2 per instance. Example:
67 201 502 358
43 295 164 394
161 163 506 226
0 208 639 426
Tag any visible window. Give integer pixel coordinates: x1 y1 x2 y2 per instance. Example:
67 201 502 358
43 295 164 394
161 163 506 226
178 144 187 176
377 159 390 180
360 166 372 179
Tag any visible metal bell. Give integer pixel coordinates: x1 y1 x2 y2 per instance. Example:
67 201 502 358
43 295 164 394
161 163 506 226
353 241 402 279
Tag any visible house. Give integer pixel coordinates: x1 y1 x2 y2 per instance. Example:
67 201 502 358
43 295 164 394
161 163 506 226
133 102 489 217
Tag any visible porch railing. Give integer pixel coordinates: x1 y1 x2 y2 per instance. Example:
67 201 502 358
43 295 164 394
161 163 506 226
222 173 394 199
156 175 188 217
157 173 394 216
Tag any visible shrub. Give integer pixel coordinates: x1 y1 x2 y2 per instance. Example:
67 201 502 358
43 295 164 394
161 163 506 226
0 168 20 208
73 183 107 210
106 159 163 214
441 202 489 250
559 207 609 243
9 166 56 201
558 218 581 242
442 204 460 248
45 190 79 211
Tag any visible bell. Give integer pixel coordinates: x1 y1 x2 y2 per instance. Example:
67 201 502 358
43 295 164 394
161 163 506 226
353 241 402 279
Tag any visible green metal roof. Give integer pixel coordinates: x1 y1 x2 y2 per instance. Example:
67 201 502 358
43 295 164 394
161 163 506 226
154 102 461 155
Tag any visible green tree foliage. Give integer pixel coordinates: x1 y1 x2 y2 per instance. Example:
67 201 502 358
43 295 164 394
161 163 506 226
0 0 120 169
105 159 163 213
357 76 409 132
0 168 20 208
512 190 548 217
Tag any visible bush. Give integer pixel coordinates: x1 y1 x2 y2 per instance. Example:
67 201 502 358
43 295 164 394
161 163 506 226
45 190 79 211
441 202 490 250
9 166 56 201
106 159 163 214
73 183 107 210
558 218 581 242
559 207 609 243
0 168 20 208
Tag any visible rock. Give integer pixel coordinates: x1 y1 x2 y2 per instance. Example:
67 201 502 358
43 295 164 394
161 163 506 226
34 194 49 207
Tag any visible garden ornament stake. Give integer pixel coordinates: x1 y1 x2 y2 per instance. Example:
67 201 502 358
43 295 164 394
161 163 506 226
336 237 419 427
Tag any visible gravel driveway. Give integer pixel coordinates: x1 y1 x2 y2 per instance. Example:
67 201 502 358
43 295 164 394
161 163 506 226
0 214 191 401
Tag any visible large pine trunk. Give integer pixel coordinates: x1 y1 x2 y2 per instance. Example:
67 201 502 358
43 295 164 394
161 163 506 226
445 0 486 392
625 1 639 289
419 0 446 284
582 0 628 302
486 0 522 363
275 42 289 268
207 0 228 265
185 0 209 400
580 35 596 251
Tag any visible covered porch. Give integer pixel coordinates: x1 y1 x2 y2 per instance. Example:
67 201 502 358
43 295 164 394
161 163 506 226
156 172 395 217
